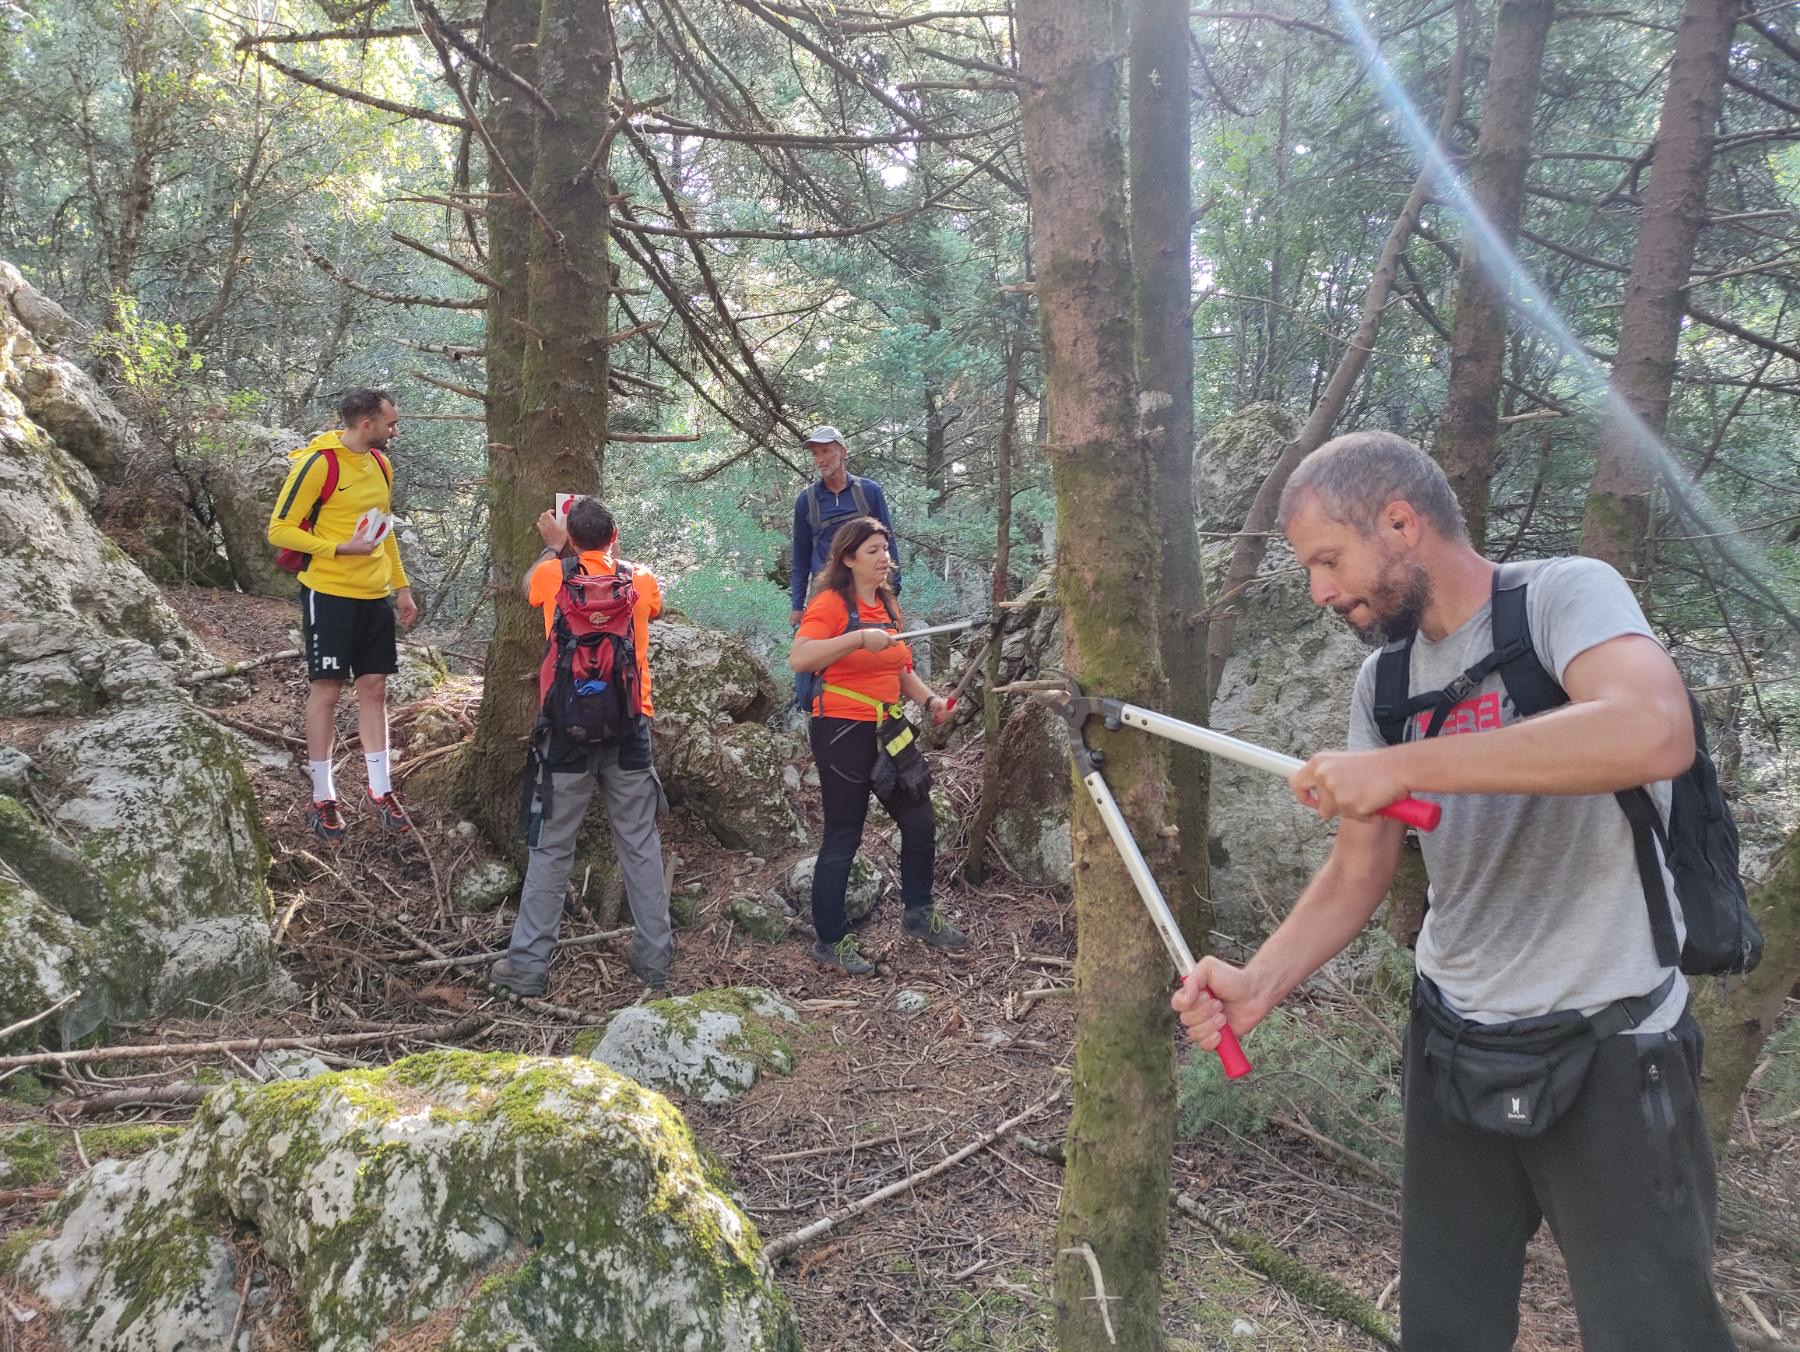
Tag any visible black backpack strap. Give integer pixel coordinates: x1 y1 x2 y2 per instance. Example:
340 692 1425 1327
1372 635 1417 746
806 483 823 532
850 476 870 517
1617 785 1682 968
1489 564 1565 718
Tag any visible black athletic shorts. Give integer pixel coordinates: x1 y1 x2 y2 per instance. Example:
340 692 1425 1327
301 586 398 681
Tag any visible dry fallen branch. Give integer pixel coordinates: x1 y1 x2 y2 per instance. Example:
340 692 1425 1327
0 989 82 1044
762 1088 1062 1261
0 1013 492 1072
179 649 302 686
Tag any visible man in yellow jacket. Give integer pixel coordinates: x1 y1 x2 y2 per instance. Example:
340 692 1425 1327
266 388 418 842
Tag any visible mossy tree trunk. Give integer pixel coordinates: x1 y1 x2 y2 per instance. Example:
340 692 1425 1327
963 324 1022 886
470 0 614 844
1578 0 1735 580
1693 824 1800 1148
1433 0 1555 551
1018 1 1175 1346
1131 0 1209 950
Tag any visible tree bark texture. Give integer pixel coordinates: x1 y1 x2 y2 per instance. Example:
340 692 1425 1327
1578 0 1736 580
964 327 1022 887
470 0 613 842
1694 824 1800 1149
1131 0 1210 948
1433 0 1555 551
1204 17 1467 696
470 0 547 841
1017 2 1175 1346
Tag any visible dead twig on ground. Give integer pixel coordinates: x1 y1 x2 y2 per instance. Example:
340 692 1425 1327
763 1088 1062 1262
0 1014 491 1072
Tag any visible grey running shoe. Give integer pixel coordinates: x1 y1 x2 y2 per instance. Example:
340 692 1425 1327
309 798 346 843
486 958 546 999
367 788 413 834
812 934 873 975
902 906 968 950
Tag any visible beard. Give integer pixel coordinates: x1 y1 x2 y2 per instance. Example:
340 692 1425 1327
1335 559 1430 647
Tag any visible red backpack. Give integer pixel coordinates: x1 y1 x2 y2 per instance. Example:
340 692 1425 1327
536 556 642 747
273 446 392 573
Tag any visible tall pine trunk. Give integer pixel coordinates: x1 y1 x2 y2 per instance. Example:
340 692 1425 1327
1433 0 1555 550
1578 0 1735 580
1131 0 1209 948
1017 2 1175 1346
470 0 615 840
469 0 541 838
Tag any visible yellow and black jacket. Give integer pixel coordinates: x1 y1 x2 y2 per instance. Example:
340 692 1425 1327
266 431 409 600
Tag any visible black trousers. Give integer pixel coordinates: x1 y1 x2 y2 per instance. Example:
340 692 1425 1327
807 716 934 944
1399 1000 1733 1351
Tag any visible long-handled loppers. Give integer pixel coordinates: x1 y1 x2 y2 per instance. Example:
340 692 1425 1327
1007 675 1444 1081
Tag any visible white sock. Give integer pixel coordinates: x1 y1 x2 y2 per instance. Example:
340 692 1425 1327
365 750 391 798
310 760 336 802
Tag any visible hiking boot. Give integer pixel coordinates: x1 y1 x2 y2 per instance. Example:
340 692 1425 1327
902 906 968 951
309 799 346 843
628 955 669 991
366 788 413 834
487 958 546 999
812 934 873 976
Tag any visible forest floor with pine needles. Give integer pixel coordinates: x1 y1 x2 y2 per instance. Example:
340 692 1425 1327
2 584 1796 1352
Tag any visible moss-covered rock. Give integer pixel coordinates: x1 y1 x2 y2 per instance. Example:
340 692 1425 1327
666 722 807 855
990 698 1073 889
0 1123 57 1186
647 617 779 732
0 792 104 921
785 853 884 925
588 987 801 1104
449 857 520 914
183 420 304 598
17 1051 801 1351
727 896 790 943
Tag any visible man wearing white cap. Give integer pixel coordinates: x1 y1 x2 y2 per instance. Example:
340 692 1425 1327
788 425 902 628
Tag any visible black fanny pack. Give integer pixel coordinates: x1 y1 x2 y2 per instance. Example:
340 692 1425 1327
871 713 933 803
1412 971 1676 1138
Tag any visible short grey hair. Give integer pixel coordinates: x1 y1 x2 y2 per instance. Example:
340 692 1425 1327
1277 430 1467 540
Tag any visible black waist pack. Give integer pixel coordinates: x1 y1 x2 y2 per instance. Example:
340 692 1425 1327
871 714 932 803
1412 971 1676 1138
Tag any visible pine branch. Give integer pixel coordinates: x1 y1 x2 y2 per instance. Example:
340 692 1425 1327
244 47 468 128
301 242 485 309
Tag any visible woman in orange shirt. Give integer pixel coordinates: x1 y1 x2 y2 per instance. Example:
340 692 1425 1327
789 516 963 975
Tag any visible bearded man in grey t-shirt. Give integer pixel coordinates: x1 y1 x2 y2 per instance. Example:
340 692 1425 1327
1173 431 1732 1350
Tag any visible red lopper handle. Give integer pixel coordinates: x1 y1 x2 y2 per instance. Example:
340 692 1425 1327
1211 996 1252 1080
1377 796 1442 832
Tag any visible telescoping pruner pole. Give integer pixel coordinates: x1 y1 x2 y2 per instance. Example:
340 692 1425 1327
1009 676 1445 1082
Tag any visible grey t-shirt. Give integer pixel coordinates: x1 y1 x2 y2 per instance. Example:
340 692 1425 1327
1347 557 1686 1033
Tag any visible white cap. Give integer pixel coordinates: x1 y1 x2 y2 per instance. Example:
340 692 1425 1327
803 425 844 446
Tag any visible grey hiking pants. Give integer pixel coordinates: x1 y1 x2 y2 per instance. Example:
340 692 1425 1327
507 720 672 979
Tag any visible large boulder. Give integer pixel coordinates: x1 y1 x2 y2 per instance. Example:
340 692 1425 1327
665 721 807 855
647 618 803 851
1194 402 1296 534
1203 535 1368 929
187 420 305 598
649 616 779 731
783 853 884 924
0 658 283 1046
16 1050 801 1351
991 698 1074 889
586 987 801 1104
0 265 128 478
0 296 198 660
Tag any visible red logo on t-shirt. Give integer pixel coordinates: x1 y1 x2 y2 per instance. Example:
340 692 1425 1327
1413 690 1503 738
